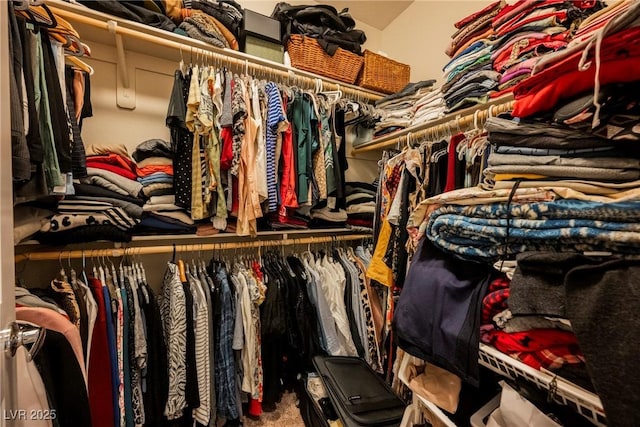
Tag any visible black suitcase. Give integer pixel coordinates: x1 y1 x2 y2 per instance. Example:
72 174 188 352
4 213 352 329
300 373 332 427
312 356 406 427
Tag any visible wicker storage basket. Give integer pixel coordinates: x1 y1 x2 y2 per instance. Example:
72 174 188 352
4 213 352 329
357 50 410 94
286 35 364 84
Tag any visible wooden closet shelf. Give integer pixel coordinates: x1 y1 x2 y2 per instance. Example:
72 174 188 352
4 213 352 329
352 94 515 154
15 229 372 262
47 0 385 103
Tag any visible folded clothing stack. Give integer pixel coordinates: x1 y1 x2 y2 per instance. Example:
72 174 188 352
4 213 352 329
345 182 377 231
178 9 239 50
309 206 348 229
134 139 174 198
487 0 603 100
512 2 640 119
81 144 144 200
188 0 243 40
374 80 436 137
410 88 446 127
27 144 146 244
567 0 630 47
35 198 139 244
442 0 603 110
132 139 196 235
480 272 585 373
442 1 503 112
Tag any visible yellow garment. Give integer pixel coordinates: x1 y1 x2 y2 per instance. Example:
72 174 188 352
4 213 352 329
366 220 394 287
164 0 183 23
493 173 548 181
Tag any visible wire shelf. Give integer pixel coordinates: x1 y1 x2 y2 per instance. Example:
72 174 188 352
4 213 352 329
479 344 606 426
397 354 457 427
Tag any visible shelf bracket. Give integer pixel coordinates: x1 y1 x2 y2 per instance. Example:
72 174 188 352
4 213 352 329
108 20 136 110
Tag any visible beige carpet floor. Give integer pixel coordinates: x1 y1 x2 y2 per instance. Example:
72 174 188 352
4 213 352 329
243 392 305 427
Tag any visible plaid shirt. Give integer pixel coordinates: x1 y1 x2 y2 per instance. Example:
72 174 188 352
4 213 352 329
214 266 239 420
513 345 586 370
482 288 510 324
489 329 585 370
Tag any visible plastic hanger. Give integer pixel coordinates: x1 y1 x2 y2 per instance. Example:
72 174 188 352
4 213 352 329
18 3 57 28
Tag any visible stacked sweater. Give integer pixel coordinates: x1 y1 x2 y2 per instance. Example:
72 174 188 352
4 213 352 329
488 0 603 99
410 88 446 127
34 144 144 244
443 0 604 110
309 206 348 229
442 1 503 112
374 80 436 137
81 144 144 201
345 182 377 231
132 139 196 234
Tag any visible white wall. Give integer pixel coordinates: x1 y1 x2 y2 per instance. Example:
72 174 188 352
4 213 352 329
380 0 491 83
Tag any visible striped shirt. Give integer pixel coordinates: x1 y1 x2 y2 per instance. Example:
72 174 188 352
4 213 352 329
159 263 187 420
265 82 286 212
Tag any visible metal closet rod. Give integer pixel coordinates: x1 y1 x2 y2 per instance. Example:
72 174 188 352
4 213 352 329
14 234 372 263
48 2 383 102
353 98 515 153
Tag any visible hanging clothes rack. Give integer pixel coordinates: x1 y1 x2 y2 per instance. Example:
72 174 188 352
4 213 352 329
46 0 384 103
352 95 515 153
14 233 372 263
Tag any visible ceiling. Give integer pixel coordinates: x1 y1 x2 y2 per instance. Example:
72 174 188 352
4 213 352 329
321 1 414 30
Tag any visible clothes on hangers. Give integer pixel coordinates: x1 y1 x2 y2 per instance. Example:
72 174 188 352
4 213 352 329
15 240 383 426
162 66 354 236
9 1 92 196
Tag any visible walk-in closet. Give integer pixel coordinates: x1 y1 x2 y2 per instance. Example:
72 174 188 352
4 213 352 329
2 1 638 426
